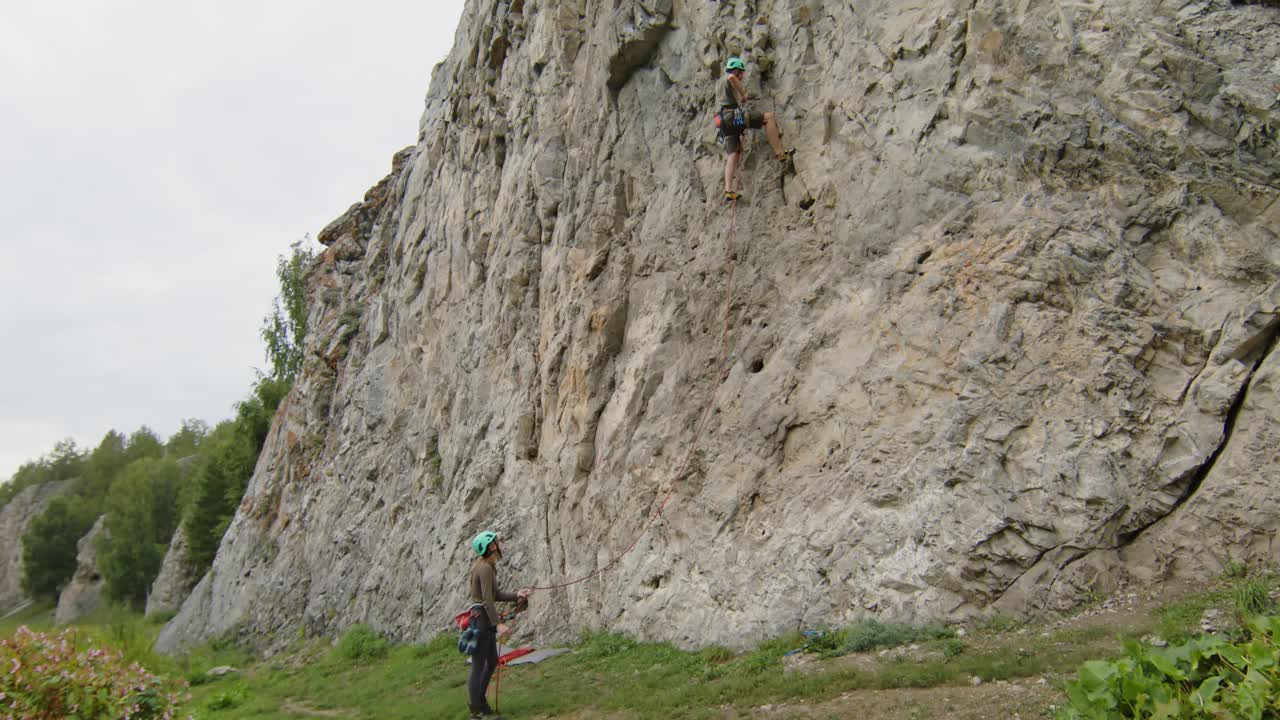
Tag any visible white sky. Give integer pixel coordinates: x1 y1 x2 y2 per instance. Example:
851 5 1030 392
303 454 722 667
0 0 467 482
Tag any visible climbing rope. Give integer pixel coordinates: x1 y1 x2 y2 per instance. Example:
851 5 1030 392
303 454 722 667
487 159 744 718
527 175 742 593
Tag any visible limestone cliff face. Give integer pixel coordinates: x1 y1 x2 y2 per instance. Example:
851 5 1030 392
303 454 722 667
146 525 198 617
158 0 1280 652
0 481 69 614
55 515 106 625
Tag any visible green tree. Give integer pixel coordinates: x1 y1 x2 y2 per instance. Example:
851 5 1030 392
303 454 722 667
182 377 290 573
261 239 315 383
21 495 96 600
0 462 51 511
98 457 183 608
182 422 247 571
124 426 164 465
165 419 209 459
80 431 127 503
45 438 84 483
0 439 83 512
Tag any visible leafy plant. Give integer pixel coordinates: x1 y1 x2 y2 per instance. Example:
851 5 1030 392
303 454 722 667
835 618 956 655
261 238 315 384
1059 615 1280 719
205 686 246 711
942 638 968 660
0 625 189 719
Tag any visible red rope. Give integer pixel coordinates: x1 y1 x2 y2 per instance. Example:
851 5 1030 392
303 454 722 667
529 185 740 593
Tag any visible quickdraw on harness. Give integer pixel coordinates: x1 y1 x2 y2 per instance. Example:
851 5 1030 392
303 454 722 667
714 106 747 144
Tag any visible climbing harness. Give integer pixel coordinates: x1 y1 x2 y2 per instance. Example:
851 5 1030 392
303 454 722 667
714 106 747 144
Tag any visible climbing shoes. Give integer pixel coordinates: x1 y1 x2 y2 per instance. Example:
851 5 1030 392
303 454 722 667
724 191 741 203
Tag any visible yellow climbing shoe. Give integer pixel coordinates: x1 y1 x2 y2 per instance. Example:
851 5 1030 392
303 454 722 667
724 191 741 202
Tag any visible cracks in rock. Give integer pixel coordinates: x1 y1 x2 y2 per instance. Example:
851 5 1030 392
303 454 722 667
1040 545 1099 603
990 541 1062 607
1176 317 1224 404
916 5 974 146
1117 315 1280 548
992 316 1279 610
605 7 673 95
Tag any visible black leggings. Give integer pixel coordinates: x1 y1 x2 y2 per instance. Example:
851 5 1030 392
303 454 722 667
467 615 499 711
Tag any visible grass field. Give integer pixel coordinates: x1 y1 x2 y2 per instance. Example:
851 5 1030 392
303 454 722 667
3 571 1275 719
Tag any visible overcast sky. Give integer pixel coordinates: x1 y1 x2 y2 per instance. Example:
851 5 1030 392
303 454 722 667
0 0 467 482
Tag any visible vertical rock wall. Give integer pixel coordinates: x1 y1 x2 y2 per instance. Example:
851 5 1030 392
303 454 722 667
159 0 1279 652
0 481 69 614
146 525 199 617
54 515 107 625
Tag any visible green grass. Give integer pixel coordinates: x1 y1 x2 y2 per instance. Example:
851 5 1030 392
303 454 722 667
1154 572 1279 644
0 600 55 636
3 570 1276 719
176 621 1117 720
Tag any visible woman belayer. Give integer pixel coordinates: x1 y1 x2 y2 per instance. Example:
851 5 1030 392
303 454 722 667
465 530 532 719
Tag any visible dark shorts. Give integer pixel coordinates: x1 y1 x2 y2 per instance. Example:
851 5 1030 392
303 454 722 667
724 112 765 154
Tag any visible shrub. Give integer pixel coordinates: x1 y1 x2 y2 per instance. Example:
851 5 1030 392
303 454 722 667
1059 615 1280 719
942 638 968 659
0 625 189 719
836 619 955 655
336 624 389 662
204 687 246 711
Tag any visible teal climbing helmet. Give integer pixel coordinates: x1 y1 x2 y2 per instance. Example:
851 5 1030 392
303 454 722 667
472 530 499 557
726 57 745 72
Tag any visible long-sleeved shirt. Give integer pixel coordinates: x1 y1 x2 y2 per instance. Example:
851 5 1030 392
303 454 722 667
469 558 518 625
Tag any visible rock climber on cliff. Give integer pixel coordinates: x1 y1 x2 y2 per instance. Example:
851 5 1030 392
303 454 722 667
718 56 791 202
465 531 531 720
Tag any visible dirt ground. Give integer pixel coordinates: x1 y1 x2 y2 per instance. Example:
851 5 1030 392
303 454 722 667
738 680 1063 720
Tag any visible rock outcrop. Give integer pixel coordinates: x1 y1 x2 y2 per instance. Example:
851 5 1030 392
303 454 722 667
0 481 69 614
158 0 1280 653
146 524 199 617
55 515 106 624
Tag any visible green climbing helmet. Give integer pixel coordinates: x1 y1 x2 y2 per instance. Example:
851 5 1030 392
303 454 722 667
725 57 745 72
472 530 499 557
